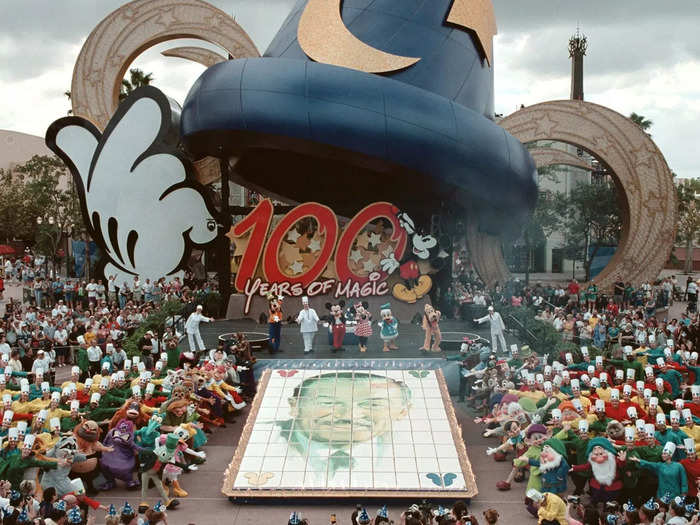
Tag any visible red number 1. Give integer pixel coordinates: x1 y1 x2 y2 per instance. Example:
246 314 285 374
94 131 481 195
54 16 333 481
231 199 273 292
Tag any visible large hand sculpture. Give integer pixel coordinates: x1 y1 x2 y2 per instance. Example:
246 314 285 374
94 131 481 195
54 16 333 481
46 87 218 284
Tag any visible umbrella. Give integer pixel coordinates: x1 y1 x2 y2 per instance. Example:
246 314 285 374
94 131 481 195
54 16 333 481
0 245 15 256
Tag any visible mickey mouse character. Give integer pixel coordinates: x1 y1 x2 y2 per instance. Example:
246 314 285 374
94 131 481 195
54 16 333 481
329 302 346 352
267 293 284 353
380 211 447 304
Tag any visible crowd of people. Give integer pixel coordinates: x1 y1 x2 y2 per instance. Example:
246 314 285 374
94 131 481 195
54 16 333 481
0 255 254 524
285 501 499 525
465 273 700 524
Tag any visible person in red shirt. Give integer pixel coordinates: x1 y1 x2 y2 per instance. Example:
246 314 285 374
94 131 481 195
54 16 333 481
567 279 580 301
681 437 700 498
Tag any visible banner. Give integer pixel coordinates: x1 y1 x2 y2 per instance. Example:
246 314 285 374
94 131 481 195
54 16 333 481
228 200 448 313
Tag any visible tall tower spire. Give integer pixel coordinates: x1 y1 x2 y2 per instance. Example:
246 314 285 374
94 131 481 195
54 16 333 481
569 26 587 101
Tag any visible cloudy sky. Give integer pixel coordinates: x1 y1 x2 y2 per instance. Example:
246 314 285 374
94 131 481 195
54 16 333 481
1 0 698 178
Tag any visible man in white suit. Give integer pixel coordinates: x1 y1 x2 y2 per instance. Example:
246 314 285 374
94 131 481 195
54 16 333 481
185 305 212 353
474 306 507 354
295 296 319 353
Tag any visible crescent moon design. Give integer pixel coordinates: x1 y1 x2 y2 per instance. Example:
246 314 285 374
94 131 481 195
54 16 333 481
447 0 497 66
298 0 420 74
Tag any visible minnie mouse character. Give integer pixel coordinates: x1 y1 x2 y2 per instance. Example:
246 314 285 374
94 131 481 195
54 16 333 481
267 293 284 353
380 211 447 304
353 301 373 353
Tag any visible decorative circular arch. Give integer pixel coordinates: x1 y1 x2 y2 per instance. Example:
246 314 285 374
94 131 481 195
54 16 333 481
469 100 676 290
70 0 260 129
528 148 594 172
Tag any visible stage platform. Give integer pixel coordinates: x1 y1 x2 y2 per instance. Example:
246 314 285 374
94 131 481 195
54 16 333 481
222 366 478 500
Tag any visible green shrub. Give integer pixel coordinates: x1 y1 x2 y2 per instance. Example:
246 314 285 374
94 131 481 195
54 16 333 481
123 300 184 357
498 304 578 359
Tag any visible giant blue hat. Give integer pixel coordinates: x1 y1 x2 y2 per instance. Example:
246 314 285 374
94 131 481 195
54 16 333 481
181 0 536 236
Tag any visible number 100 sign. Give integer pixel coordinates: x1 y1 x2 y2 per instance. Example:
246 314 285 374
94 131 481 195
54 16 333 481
230 200 407 293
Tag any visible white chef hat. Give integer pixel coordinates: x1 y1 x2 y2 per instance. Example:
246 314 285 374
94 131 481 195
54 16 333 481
2 394 11 404
581 346 589 356
41 381 50 392
623 384 632 396
145 383 155 394
578 420 589 432
155 361 163 370
124 359 132 369
587 365 595 375
99 377 109 389
526 374 535 385
551 408 562 421
571 378 580 390
644 388 652 400
84 378 93 389
624 426 635 441
50 417 60 431
90 393 101 404
656 412 666 425
670 410 681 423
543 381 552 392
535 374 544 384
2 410 14 423
16 421 27 433
664 347 672 358
562 370 570 379
116 371 125 380
635 419 646 433
610 388 620 401
599 372 608 383
565 353 573 364
37 409 48 421
675 399 685 410
655 377 664 388
627 406 638 419
553 376 562 387
132 356 140 364
70 400 80 411
595 355 603 366
644 423 656 437
663 441 677 456
71 366 80 375
692 385 700 398
137 363 146 372
650 396 659 407
7 427 18 439
626 368 636 380
623 345 633 355
20 382 29 393
572 398 583 411
615 369 624 380
581 374 591 384
101 361 110 371
684 438 696 454
132 386 141 396
591 377 600 388
645 366 654 377
23 434 35 448
683 408 693 423
595 399 606 412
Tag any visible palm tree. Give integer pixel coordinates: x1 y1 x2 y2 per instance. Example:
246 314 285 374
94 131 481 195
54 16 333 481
629 112 653 133
119 69 154 101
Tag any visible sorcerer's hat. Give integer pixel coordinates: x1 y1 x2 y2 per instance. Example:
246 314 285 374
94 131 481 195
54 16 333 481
181 0 536 235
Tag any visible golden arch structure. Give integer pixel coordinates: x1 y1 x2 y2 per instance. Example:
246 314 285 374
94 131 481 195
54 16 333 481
469 100 676 290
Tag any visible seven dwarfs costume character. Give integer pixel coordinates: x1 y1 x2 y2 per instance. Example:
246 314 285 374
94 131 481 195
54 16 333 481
528 438 569 495
571 437 625 504
526 488 568 525
378 303 399 352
